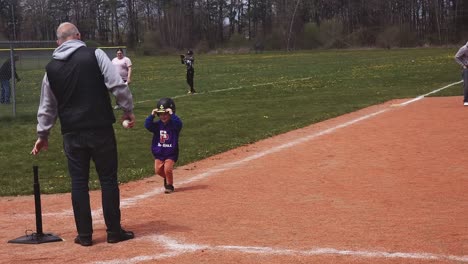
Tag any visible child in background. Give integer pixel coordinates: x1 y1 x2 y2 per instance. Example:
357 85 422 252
144 98 182 193
180 50 196 94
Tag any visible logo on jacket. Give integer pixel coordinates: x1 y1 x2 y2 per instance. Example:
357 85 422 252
160 130 169 143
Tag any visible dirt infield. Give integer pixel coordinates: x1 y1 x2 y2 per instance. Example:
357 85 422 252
1 96 467 264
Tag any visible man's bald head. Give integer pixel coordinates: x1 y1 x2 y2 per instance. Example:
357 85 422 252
56 22 80 45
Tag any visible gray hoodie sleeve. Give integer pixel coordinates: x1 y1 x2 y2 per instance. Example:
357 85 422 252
94 48 134 113
36 73 58 139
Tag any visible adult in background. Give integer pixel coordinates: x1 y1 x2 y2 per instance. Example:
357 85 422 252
0 55 20 104
31 22 135 246
112 48 132 109
455 41 468 106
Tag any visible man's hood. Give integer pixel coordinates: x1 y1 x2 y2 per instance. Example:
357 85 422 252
52 39 86 60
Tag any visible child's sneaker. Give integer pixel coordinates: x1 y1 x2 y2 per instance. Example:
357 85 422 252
164 184 175 194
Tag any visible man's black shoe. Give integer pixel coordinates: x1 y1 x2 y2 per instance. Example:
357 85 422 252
107 229 135 243
74 235 92 246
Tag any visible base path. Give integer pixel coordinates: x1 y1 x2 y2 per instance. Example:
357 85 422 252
1 96 467 264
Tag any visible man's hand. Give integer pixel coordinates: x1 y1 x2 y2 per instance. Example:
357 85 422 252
166 108 173 115
121 112 136 128
31 138 49 155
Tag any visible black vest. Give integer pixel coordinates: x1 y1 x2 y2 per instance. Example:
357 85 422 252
46 47 115 134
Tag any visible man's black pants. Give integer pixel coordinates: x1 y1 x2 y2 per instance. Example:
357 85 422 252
63 127 121 237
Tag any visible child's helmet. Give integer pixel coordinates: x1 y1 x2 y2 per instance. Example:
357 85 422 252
156 97 176 113
187 50 193 55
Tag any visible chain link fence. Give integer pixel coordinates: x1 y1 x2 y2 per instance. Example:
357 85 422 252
0 41 125 119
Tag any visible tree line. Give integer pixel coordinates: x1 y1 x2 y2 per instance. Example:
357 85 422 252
1 0 468 53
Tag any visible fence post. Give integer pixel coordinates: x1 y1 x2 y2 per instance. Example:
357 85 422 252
9 43 16 117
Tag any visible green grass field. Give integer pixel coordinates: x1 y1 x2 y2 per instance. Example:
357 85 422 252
0 48 462 196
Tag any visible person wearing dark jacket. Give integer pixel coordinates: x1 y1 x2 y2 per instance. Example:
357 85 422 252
31 22 135 247
0 56 20 104
144 98 182 194
180 50 196 94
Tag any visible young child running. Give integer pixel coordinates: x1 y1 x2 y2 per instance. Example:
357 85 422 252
144 98 183 193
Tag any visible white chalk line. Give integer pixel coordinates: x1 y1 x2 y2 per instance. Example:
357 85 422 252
93 234 468 264
134 76 314 104
391 80 462 107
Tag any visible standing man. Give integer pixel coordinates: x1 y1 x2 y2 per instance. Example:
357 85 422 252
455 41 468 106
31 22 135 246
0 55 20 104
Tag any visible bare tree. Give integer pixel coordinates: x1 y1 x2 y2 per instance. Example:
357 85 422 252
5 0 468 49
126 0 137 48
286 0 300 51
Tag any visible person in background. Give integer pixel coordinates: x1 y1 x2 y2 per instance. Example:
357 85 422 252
0 55 20 104
31 22 135 247
112 48 132 109
455 41 468 106
180 50 196 94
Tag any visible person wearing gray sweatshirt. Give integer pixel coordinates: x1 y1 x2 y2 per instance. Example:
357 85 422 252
454 41 468 105
31 22 135 246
